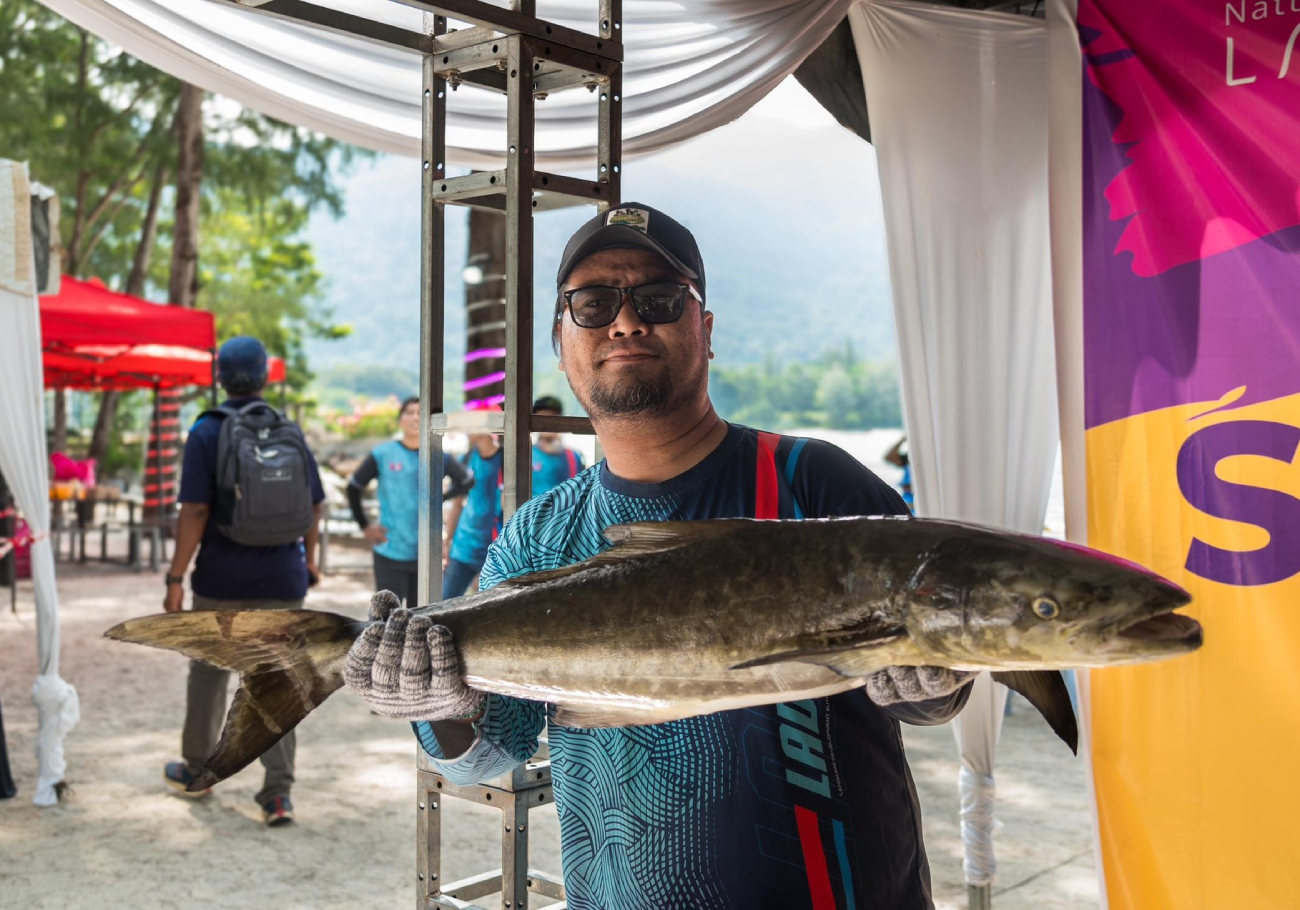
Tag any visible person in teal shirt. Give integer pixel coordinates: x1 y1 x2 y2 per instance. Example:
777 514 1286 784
442 426 502 599
348 397 473 607
530 395 586 497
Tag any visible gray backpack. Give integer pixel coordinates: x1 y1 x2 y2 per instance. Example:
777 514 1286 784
201 401 315 547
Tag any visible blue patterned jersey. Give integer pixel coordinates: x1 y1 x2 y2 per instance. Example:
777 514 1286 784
415 424 966 910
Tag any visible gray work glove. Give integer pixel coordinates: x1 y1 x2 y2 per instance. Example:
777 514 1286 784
343 590 486 721
864 666 976 706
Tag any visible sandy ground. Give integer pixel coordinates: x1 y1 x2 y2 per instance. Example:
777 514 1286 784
0 552 1098 910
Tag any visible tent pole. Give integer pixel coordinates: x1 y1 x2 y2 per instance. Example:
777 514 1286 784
153 384 163 522
968 883 992 909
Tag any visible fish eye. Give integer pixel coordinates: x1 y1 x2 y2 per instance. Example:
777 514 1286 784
1032 596 1060 620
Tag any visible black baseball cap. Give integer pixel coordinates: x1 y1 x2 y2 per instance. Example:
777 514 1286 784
217 336 268 393
556 203 706 301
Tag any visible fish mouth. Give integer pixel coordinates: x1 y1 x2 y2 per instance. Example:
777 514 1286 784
1115 612 1201 644
1095 610 1203 659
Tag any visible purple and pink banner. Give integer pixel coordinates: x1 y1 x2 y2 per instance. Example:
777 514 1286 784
1074 1 1300 906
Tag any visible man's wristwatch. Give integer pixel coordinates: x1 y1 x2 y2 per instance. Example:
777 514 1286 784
165 574 185 586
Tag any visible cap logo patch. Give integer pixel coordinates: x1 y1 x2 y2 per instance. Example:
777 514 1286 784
606 207 650 233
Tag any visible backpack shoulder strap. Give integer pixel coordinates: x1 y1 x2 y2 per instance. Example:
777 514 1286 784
195 405 237 426
236 400 281 418
565 449 579 478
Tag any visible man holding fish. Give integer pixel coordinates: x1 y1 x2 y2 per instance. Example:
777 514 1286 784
111 204 1199 906
350 204 975 909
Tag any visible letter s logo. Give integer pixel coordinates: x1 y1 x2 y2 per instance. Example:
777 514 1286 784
1176 420 1300 586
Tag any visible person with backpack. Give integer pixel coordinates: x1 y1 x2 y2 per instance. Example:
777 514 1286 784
347 205 972 909
161 336 325 827
347 396 475 609
530 395 585 496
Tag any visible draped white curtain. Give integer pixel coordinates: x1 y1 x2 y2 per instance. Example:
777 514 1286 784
38 0 854 165
0 160 81 808
849 0 1056 888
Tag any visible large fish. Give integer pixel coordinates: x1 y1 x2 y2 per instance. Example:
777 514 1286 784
107 517 1200 791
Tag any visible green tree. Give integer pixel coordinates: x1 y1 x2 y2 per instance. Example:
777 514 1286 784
0 0 365 458
711 350 903 431
152 189 350 394
0 2 354 286
815 364 856 425
0 3 178 281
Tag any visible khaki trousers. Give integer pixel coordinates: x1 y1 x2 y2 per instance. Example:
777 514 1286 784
182 594 302 803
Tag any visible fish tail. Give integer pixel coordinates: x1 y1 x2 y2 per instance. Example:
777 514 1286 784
106 609 367 790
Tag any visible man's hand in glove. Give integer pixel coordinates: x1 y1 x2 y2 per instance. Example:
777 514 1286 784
344 590 486 721
864 666 976 706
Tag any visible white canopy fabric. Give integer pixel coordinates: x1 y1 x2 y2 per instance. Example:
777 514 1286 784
39 0 855 166
850 0 1056 888
0 160 82 808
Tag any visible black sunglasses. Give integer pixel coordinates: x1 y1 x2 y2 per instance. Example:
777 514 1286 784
560 282 704 329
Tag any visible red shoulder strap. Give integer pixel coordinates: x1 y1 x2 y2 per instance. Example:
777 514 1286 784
755 431 781 520
565 449 578 478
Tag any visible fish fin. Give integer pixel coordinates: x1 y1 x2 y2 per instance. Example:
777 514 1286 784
499 520 747 588
729 625 906 675
550 701 714 729
106 610 364 788
551 703 662 728
495 563 588 588
992 670 1079 754
602 520 745 555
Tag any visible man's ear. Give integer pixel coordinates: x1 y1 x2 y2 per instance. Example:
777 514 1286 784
703 310 715 359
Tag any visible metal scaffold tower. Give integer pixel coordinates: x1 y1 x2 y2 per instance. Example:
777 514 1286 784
223 3 623 907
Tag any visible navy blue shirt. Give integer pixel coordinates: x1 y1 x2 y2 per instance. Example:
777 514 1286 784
179 396 326 601
416 424 965 910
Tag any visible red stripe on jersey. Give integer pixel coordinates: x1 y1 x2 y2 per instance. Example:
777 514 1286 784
794 805 837 910
755 431 780 519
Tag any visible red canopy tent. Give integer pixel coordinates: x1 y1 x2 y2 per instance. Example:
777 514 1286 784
39 277 287 392
38 277 290 519
43 345 288 391
39 276 215 352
